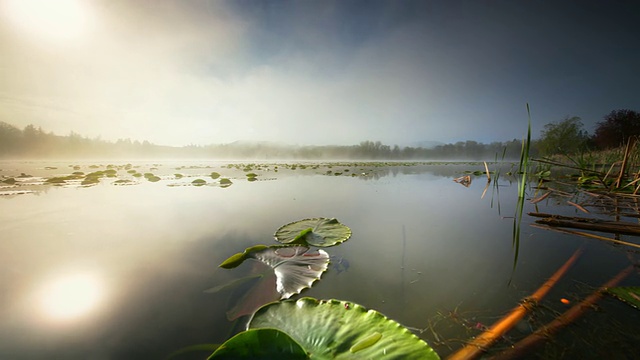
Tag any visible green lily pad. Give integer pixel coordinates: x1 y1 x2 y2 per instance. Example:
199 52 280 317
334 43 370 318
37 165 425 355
608 286 640 309
248 297 440 359
208 328 308 359
192 178 207 186
219 245 329 300
274 218 351 247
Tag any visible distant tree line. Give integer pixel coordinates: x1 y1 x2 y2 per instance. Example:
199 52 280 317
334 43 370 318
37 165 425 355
537 109 640 156
6 109 636 160
0 121 530 160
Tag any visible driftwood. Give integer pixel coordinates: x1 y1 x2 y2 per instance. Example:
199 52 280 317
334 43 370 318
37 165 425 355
490 265 635 360
529 212 640 236
446 247 584 360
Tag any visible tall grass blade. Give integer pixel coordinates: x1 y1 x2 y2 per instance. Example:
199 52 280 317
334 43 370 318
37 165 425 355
512 104 532 270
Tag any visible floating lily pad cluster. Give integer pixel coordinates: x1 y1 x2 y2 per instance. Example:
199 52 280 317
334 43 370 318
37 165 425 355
210 218 440 359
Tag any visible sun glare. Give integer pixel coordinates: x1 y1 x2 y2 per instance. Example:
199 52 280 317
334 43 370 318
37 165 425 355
3 0 93 42
39 273 105 321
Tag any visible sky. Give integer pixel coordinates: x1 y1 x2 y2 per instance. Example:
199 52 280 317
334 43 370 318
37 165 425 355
0 0 639 147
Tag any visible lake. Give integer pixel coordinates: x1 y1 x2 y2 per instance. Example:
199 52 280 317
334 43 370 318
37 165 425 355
1 160 639 359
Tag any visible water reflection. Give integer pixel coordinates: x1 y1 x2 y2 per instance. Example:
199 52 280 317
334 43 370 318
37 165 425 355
36 272 105 321
1 160 638 359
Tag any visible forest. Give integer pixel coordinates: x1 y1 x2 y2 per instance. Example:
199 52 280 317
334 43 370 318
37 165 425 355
0 121 526 160
1 109 637 160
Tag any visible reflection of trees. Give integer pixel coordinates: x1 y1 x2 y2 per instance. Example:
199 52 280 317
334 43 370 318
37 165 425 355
351 162 522 181
1 121 528 161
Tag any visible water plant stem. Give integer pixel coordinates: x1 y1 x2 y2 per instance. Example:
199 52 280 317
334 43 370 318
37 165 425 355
614 138 635 189
446 246 584 360
511 104 532 270
490 265 634 360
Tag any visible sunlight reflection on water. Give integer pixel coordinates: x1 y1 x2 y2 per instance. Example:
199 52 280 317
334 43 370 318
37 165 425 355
36 272 105 321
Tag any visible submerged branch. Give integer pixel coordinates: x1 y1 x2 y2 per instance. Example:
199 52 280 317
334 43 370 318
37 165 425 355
446 247 584 360
490 265 635 360
531 223 640 250
530 212 640 236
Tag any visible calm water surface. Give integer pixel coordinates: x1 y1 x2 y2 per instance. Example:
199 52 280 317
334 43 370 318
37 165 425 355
1 160 638 359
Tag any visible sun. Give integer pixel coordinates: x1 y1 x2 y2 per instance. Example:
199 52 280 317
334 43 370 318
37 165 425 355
2 0 93 43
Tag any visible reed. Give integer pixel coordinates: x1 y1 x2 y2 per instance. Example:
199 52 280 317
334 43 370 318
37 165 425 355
512 104 532 269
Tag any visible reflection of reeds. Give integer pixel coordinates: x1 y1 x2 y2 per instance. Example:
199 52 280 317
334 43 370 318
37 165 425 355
401 225 407 306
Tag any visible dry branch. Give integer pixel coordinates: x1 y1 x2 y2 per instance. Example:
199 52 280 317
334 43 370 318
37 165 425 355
529 212 640 236
531 223 640 250
446 247 584 360
490 265 635 360
566 201 590 213
483 161 491 182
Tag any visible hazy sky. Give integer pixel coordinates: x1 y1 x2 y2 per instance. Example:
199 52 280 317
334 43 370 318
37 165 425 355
1 0 639 147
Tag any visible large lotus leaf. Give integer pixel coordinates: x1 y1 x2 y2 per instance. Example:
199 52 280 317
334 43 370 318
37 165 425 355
208 328 308 359
608 286 640 309
216 246 330 319
248 297 440 360
253 246 329 298
274 218 352 247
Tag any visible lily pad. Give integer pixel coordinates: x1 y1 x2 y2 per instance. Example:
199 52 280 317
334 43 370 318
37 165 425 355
219 245 329 300
274 218 351 247
608 286 640 309
248 297 440 359
208 328 308 359
192 178 207 186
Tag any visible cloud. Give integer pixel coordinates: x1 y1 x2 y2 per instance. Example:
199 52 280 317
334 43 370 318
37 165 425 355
1 0 638 146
